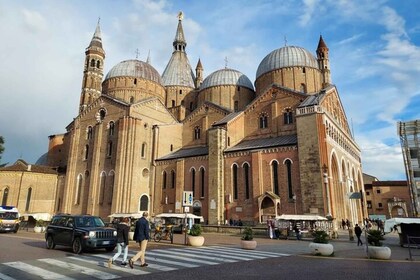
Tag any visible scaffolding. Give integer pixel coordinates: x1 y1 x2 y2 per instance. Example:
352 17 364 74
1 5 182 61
398 120 420 217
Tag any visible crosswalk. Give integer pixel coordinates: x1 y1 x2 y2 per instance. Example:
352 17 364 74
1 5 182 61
0 246 290 279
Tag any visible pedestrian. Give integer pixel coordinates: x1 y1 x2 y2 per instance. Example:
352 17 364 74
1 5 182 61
341 219 346 229
345 219 350 230
129 212 150 269
293 224 301 240
354 223 363 246
108 217 130 268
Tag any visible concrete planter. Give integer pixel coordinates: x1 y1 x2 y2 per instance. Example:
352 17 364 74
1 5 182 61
129 232 134 241
34 226 43 233
309 242 334 256
187 235 205 247
367 246 391 260
241 240 257 250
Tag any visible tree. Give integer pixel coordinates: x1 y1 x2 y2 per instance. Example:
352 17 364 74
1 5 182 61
0 136 5 166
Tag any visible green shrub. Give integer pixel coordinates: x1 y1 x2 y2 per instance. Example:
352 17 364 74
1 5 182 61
189 224 202 236
35 219 44 227
367 229 385 246
312 230 329 244
241 226 254 241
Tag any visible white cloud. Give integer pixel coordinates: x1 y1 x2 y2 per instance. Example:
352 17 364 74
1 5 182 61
299 0 320 26
22 9 47 33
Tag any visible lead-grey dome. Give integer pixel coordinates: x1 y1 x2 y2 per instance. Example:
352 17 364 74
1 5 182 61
105 59 163 85
256 46 318 79
200 68 254 91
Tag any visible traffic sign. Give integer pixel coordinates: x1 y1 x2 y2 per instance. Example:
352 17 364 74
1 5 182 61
183 191 193 206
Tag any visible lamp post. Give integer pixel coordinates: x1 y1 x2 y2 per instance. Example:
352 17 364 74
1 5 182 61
322 164 331 218
292 194 297 214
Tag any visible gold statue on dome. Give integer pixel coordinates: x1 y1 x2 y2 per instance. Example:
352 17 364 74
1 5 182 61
178 11 183 21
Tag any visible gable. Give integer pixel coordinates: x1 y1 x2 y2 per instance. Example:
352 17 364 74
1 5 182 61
320 87 351 136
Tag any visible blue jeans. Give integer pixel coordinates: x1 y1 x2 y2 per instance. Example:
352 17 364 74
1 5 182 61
112 242 128 263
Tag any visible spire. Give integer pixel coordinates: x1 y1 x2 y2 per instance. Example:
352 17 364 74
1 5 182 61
196 58 203 69
316 35 331 86
173 11 186 52
317 35 328 51
146 50 151 64
88 18 103 49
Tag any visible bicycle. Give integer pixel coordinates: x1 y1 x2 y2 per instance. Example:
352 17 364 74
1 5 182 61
153 225 173 243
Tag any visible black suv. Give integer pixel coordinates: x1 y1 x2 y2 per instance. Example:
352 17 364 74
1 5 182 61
45 214 117 254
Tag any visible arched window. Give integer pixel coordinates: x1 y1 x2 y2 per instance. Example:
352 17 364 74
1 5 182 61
284 109 293 124
134 78 137 85
171 100 175 107
259 113 268 129
162 171 167 189
107 141 113 157
139 195 149 211
141 143 147 158
179 90 182 95
99 172 106 204
232 164 238 200
189 102 193 111
171 170 176 189
109 171 115 204
300 83 307 93
96 60 101 68
75 174 83 205
2 187 9 205
109 121 115 136
234 101 239 112
87 126 93 140
25 187 32 212
130 96 134 103
191 168 196 196
285 159 293 199
272 161 279 195
194 126 201 140
90 59 95 67
244 163 250 199
170 144 173 151
84 144 89 160
99 109 106 120
200 168 205 197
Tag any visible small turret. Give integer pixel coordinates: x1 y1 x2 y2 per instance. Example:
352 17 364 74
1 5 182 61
195 58 203 88
79 20 105 112
316 35 331 87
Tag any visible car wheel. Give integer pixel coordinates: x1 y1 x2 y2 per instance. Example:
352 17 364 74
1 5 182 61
46 235 56 249
154 232 162 242
72 238 83 254
105 246 115 252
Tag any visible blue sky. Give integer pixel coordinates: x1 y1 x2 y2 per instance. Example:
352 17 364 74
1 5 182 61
0 0 419 180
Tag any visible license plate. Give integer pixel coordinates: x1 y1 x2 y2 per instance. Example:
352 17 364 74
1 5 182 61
103 241 110 245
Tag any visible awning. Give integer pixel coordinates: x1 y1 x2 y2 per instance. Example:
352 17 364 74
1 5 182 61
22 213 52 221
384 218 420 233
108 213 144 219
275 214 328 221
155 213 204 222
348 192 362 199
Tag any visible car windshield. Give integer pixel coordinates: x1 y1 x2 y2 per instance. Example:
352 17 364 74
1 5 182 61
75 216 105 227
0 212 18 220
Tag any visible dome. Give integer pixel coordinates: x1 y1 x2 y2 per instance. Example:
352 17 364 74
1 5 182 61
200 68 254 91
256 46 318 79
105 59 163 85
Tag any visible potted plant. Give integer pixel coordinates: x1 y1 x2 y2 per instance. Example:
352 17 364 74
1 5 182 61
366 229 391 260
129 224 135 241
309 230 334 256
187 224 205 246
34 219 44 233
241 226 257 250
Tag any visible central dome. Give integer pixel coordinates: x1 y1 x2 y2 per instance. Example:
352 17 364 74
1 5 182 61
256 46 318 79
105 59 162 85
200 68 254 91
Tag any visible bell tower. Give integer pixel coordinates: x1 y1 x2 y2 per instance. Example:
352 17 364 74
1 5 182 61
79 20 105 112
316 35 331 88
195 58 203 88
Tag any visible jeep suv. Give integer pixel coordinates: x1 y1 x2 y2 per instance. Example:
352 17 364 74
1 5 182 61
45 214 117 254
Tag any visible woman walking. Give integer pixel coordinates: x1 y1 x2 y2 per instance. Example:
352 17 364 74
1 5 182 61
108 217 130 267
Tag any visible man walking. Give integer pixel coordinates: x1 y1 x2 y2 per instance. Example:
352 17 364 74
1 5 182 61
354 223 363 246
129 212 150 269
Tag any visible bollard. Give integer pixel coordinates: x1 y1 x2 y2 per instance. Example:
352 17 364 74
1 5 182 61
348 228 354 241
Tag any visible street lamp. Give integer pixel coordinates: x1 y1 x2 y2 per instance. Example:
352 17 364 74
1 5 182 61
322 164 332 219
292 194 297 214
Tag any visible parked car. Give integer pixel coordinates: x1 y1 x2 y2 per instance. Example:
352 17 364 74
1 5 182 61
45 214 117 254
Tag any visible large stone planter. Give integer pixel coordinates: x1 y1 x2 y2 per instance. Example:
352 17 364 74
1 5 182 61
241 240 257 250
34 226 43 233
129 232 134 241
367 246 391 260
309 242 334 256
187 235 205 247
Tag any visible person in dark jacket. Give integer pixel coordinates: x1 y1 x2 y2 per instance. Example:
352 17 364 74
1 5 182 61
354 223 363 246
108 217 130 267
129 212 150 269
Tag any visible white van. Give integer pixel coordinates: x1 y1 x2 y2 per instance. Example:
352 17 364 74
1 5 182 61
0 206 20 233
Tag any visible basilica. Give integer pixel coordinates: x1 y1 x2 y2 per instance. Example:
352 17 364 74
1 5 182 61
0 13 366 227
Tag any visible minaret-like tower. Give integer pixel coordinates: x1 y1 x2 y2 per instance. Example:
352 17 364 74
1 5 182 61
316 35 331 87
79 20 105 112
195 58 203 88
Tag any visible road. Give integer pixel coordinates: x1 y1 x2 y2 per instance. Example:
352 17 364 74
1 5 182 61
0 231 420 279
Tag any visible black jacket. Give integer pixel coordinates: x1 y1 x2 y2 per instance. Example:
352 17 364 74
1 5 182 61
116 222 130 244
354 225 362 236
